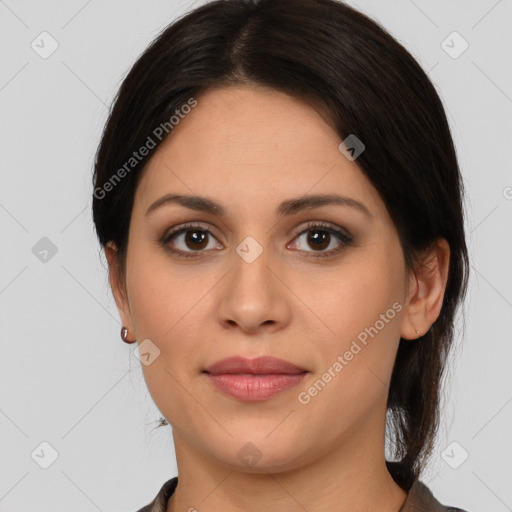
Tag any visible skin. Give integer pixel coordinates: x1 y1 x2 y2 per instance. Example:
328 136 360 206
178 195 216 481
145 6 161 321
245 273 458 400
106 85 450 512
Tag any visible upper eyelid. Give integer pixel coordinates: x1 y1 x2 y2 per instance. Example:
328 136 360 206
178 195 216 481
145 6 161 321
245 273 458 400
296 221 351 237
163 221 220 241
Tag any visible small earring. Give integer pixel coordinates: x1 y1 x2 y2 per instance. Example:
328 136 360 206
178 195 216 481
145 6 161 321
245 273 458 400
120 326 136 344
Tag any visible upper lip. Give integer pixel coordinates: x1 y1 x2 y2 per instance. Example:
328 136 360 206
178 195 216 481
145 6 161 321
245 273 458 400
203 356 308 375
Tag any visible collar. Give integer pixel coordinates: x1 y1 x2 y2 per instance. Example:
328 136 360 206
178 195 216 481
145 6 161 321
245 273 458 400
136 477 467 512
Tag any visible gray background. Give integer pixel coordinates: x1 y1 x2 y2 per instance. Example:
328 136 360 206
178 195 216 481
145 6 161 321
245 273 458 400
0 0 511 510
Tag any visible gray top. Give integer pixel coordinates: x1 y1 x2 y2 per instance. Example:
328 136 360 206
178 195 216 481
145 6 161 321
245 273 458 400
135 477 468 512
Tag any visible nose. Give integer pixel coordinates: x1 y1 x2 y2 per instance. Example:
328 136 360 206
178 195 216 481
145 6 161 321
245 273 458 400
215 239 292 335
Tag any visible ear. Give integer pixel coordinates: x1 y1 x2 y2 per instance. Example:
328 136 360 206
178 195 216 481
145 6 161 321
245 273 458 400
105 242 135 335
400 238 450 340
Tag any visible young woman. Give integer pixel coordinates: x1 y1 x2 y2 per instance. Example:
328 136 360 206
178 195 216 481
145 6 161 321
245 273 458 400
92 0 470 510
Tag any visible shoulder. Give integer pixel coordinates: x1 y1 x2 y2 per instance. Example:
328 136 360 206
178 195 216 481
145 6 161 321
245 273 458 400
134 477 178 512
401 479 469 512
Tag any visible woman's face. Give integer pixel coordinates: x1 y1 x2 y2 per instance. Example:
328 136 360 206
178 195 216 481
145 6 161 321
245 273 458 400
111 85 413 471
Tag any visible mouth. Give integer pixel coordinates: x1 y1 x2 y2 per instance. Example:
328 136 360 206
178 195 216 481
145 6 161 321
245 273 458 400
203 356 309 402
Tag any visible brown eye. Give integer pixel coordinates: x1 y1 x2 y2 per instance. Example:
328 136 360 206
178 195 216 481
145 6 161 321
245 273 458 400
291 222 353 258
161 221 352 260
305 229 331 251
161 222 221 258
182 229 209 250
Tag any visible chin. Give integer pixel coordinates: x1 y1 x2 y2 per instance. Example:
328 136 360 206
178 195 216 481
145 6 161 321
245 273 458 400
209 436 310 474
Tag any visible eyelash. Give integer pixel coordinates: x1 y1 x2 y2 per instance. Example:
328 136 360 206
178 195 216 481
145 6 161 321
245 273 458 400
160 221 353 260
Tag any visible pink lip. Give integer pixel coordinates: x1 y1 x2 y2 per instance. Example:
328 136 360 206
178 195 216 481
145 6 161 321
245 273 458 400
203 356 308 402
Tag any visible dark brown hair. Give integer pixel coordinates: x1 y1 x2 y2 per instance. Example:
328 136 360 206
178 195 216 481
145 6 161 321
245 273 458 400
92 0 469 490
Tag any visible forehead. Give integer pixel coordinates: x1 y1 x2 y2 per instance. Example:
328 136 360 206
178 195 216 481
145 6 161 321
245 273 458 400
134 85 383 218
166 85 337 159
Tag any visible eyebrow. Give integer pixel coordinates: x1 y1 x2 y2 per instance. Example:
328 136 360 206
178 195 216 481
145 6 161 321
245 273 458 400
145 193 373 220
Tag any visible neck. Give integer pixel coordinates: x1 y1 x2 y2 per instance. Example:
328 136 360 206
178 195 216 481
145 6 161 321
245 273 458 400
166 417 408 512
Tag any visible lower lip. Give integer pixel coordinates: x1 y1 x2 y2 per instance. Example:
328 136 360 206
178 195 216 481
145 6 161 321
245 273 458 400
205 372 308 401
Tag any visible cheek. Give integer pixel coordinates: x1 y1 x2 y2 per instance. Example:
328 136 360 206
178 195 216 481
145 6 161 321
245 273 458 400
125 246 215 366
307 247 404 346
296 269 404 429
126 255 209 416
126 239 192 331
300 244 406 418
